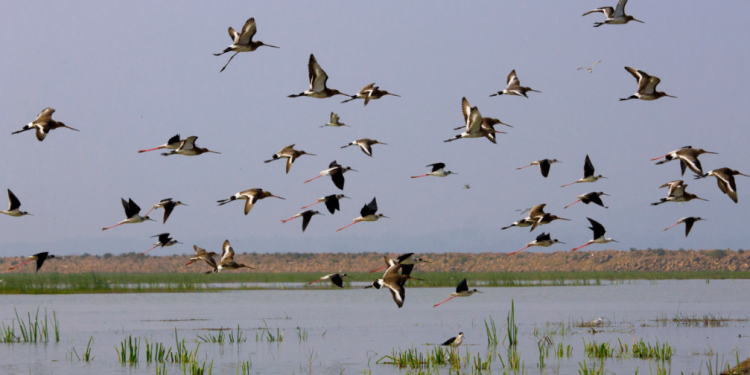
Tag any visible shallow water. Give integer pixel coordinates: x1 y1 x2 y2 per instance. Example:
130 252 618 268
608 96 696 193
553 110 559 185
1 280 748 374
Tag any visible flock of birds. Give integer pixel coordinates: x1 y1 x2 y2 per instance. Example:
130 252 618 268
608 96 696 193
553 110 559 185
4 1 749 313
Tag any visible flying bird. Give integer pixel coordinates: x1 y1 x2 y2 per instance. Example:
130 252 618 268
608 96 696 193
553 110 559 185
508 232 565 256
369 253 430 275
652 146 717 176
12 108 78 142
304 161 356 190
501 204 547 230
138 134 182 153
288 54 350 99
144 198 186 224
571 218 618 252
341 139 387 157
337 197 388 232
341 83 400 105
308 273 349 288
620 67 676 101
564 192 610 209
578 61 602 73
517 159 561 178
102 198 155 230
583 0 644 27
142 233 182 255
490 70 541 98
161 136 221 156
264 144 316 174
445 97 505 143
696 168 750 203
7 252 57 273
652 183 708 205
217 188 285 215
561 155 606 187
664 217 705 237
321 112 349 128
186 245 218 273
365 258 422 308
411 163 457 178
1 189 32 217
660 180 687 198
214 17 279 72
433 279 482 307
300 194 349 214
281 210 324 232
217 240 253 272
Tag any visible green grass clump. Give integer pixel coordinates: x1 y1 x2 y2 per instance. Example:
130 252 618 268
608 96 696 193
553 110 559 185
507 300 518 346
632 339 673 361
116 335 140 363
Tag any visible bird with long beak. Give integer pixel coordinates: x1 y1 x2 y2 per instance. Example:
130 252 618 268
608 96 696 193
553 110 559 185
561 155 606 187
144 198 186 224
651 146 717 176
445 97 505 143
281 210 324 232
138 134 182 153
490 70 541 98
433 278 482 307
7 252 57 273
365 258 422 308
288 54 350 99
660 180 687 197
12 107 78 142
411 163 456 178
695 168 750 203
451 117 512 144
564 192 610 209
321 112 350 128
508 232 564 255
1 189 32 217
501 204 546 230
217 240 253 272
102 198 155 230
369 253 430 275
186 245 218 272
308 273 349 288
341 83 400 105
664 217 705 238
651 188 708 206
264 144 316 174
620 67 676 101
337 197 388 232
161 136 221 156
142 233 182 255
571 218 618 252
214 17 279 72
529 213 571 232
217 188 285 215
517 159 561 178
583 0 644 27
301 194 349 214
341 139 387 157
304 161 356 190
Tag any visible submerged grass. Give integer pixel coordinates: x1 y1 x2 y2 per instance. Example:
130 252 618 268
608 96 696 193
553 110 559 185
1 270 748 294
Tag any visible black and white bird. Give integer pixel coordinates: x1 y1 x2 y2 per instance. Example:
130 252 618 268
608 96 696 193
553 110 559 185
213 17 279 72
411 163 457 178
561 155 606 187
652 146 717 176
369 253 430 275
304 161 357 190
664 217 705 237
138 134 182 153
161 136 221 156
337 197 388 232
7 252 57 273
564 192 610 209
142 233 182 255
12 108 78 142
300 194 349 214
341 139 387 157
145 198 187 224
308 273 349 288
571 218 618 252
1 189 32 217
696 168 750 203
490 70 541 98
264 144 316 174
441 332 464 347
102 198 155 230
341 83 400 105
583 0 644 27
288 54 350 99
620 67 675 101
365 258 422 308
433 279 482 307
281 210 324 232
508 232 565 255
517 159 561 178
217 188 285 215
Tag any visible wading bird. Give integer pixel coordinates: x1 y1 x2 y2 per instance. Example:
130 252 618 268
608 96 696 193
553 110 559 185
578 61 601 73
321 112 349 128
186 245 218 272
571 218 618 252
1 190 32 217
583 0 644 27
288 54 349 99
451 117 512 144
264 144 316 174
217 240 253 272
369 253 430 275
664 217 705 237
341 139 387 157
529 212 571 232
281 210 324 232
445 98 505 143
365 259 422 308
341 83 400 105
145 198 186 224
308 273 349 288
138 134 182 153
517 159 561 178
508 232 564 255
142 233 182 255
695 168 750 203
102 198 154 230
214 17 279 72
217 188 285 215
433 278 482 307
564 192 609 209
651 146 717 176
304 161 356 190
501 204 547 230
620 67 675 101
441 332 464 347
7 252 57 272
12 107 78 142
337 197 388 232
161 136 221 156
651 187 708 206
301 194 349 214
561 155 606 187
490 70 541 98
411 163 457 178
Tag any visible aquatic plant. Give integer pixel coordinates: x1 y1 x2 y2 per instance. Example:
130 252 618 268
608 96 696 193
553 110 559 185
12 307 57 343
507 300 518 346
196 328 226 344
631 339 673 361
116 335 140 363
578 359 605 375
228 325 245 343
296 326 308 342
484 315 498 346
236 359 251 375
582 338 613 359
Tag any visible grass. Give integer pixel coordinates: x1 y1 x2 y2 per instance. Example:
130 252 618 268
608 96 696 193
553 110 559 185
116 335 140 363
1 270 748 294
631 339 673 361
484 315 498 346
654 312 748 327
507 300 518 346
1 307 59 343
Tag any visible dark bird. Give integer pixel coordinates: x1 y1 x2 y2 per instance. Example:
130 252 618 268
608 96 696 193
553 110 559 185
281 210 324 232
304 161 356 190
145 198 187 224
102 198 155 230
142 233 182 255
564 192 610 209
696 168 750 203
1 189 32 217
308 273 349 288
300 194 349 214
561 155 606 187
664 217 705 237
337 197 388 232
517 159 561 178
411 163 457 178
620 67 675 101
571 218 618 252
433 279 482 307
7 252 57 272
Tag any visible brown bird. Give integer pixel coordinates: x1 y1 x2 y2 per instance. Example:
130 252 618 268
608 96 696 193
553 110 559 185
365 257 422 308
214 17 279 72
217 188 285 215
696 168 750 203
186 245 218 273
12 108 78 141
341 83 400 105
651 189 708 206
341 139 387 157
217 240 253 272
264 144 316 174
501 204 547 230
620 67 676 101
529 212 571 232
490 70 541 98
583 0 644 27
660 180 687 197
161 136 221 156
652 146 717 176
288 54 350 99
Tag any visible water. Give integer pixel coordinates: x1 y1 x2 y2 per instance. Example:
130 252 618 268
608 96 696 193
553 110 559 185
1 280 748 374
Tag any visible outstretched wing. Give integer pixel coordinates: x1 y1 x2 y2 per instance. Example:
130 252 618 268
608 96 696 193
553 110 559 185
506 70 520 87
238 18 257 44
308 54 329 92
35 107 55 123
614 0 628 18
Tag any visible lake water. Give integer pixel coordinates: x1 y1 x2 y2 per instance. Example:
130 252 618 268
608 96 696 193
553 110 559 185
1 280 748 374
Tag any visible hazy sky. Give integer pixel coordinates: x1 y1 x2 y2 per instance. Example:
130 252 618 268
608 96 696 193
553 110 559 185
2 1 750 257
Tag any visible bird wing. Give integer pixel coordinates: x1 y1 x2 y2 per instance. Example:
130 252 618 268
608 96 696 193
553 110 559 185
358 83 376 94
536 232 551 242
684 220 695 237
643 76 661 95
583 7 614 18
167 134 181 145
539 160 551 178
529 214 546 232
228 27 240 44
428 163 446 172
680 160 687 176
331 172 345 190
624 67 644 86
506 70 520 87
238 18 257 44
193 245 207 256
583 155 595 178
324 195 340 214
456 278 468 293
528 204 547 218
128 198 142 217
441 337 457 346
152 233 170 244
162 203 175 223
587 217 606 239
221 240 235 262
308 54 329 92
330 112 338 123
396 253 415 263
285 156 295 174
7 189 21 211
384 281 405 308
680 155 703 175
461 97 471 128
716 174 737 203
202 256 218 270
330 274 344 288
467 106 483 134
614 0 628 18
591 61 601 69
361 197 378 217
35 108 55 123
279 144 296 153
35 252 50 272
358 142 373 157
242 195 257 215
588 194 605 207
302 211 313 232
178 136 198 151
329 160 341 168
35 125 50 141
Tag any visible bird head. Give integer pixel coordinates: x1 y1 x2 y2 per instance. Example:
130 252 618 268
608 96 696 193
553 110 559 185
597 175 607 179
344 167 357 172
551 159 561 164
553 239 566 244
144 216 155 221
175 201 187 207
472 289 482 293
335 194 350 200
376 213 389 219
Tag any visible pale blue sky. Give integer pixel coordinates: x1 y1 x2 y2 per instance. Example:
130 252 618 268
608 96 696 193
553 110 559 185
2 1 750 256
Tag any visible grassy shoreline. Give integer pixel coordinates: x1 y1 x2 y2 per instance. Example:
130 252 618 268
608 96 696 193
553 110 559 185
0 271 747 295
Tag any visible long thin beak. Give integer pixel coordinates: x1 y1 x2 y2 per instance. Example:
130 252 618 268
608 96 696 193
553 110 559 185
600 176 608 179
704 151 719 154
451 172 458 175
601 193 610 196
349 169 358 172
633 19 645 24
207 150 221 154
379 143 388 145
738 174 750 178
182 203 189 206
342 196 350 199
176 241 183 244
475 291 484 293
381 216 390 219
64 126 80 131
147 217 156 221
558 217 571 221
272 196 286 200
558 242 566 244
665 94 677 98
612 240 619 243
262 43 280 48
306 153 317 156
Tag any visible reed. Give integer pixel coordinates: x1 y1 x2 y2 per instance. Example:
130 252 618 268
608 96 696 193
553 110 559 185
155 363 168 375
631 339 673 361
116 335 140 363
236 360 251 375
83 336 94 362
376 346 461 369
507 300 518 346
582 338 613 359
296 327 308 342
578 359 605 375
228 325 245 343
196 328 225 344
12 307 55 343
484 315 498 346
145 340 172 362
182 359 212 375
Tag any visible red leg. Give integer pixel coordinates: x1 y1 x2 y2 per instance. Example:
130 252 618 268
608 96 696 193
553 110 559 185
336 221 359 232
564 200 581 209
7 258 35 270
571 243 591 252
102 222 123 231
300 201 322 209
508 245 531 256
410 174 428 178
138 146 163 153
433 296 457 308
304 175 322 184
369 265 387 273
142 245 158 255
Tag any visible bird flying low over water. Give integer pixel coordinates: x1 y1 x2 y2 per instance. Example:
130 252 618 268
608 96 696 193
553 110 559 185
264 144 316 174
490 70 541 98
161 136 220 156
564 192 609 209
366 258 422 308
561 155 606 187
301 194 349 214
1 189 32 217
664 217 705 238
288 54 350 99
583 0 644 27
145 198 186 224
369 253 430 275
304 161 356 190
217 240 253 272
341 83 400 105
341 139 387 157
411 163 456 178
138 134 182 153
517 159 561 178
186 245 218 274
433 278 482 307
7 252 57 272
652 146 717 176
214 17 279 72
142 233 182 255
620 67 675 101
217 188 285 215
337 197 388 232
695 168 750 203
571 218 618 252
308 273 349 288
281 210 324 232
12 108 78 142
102 198 154 230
